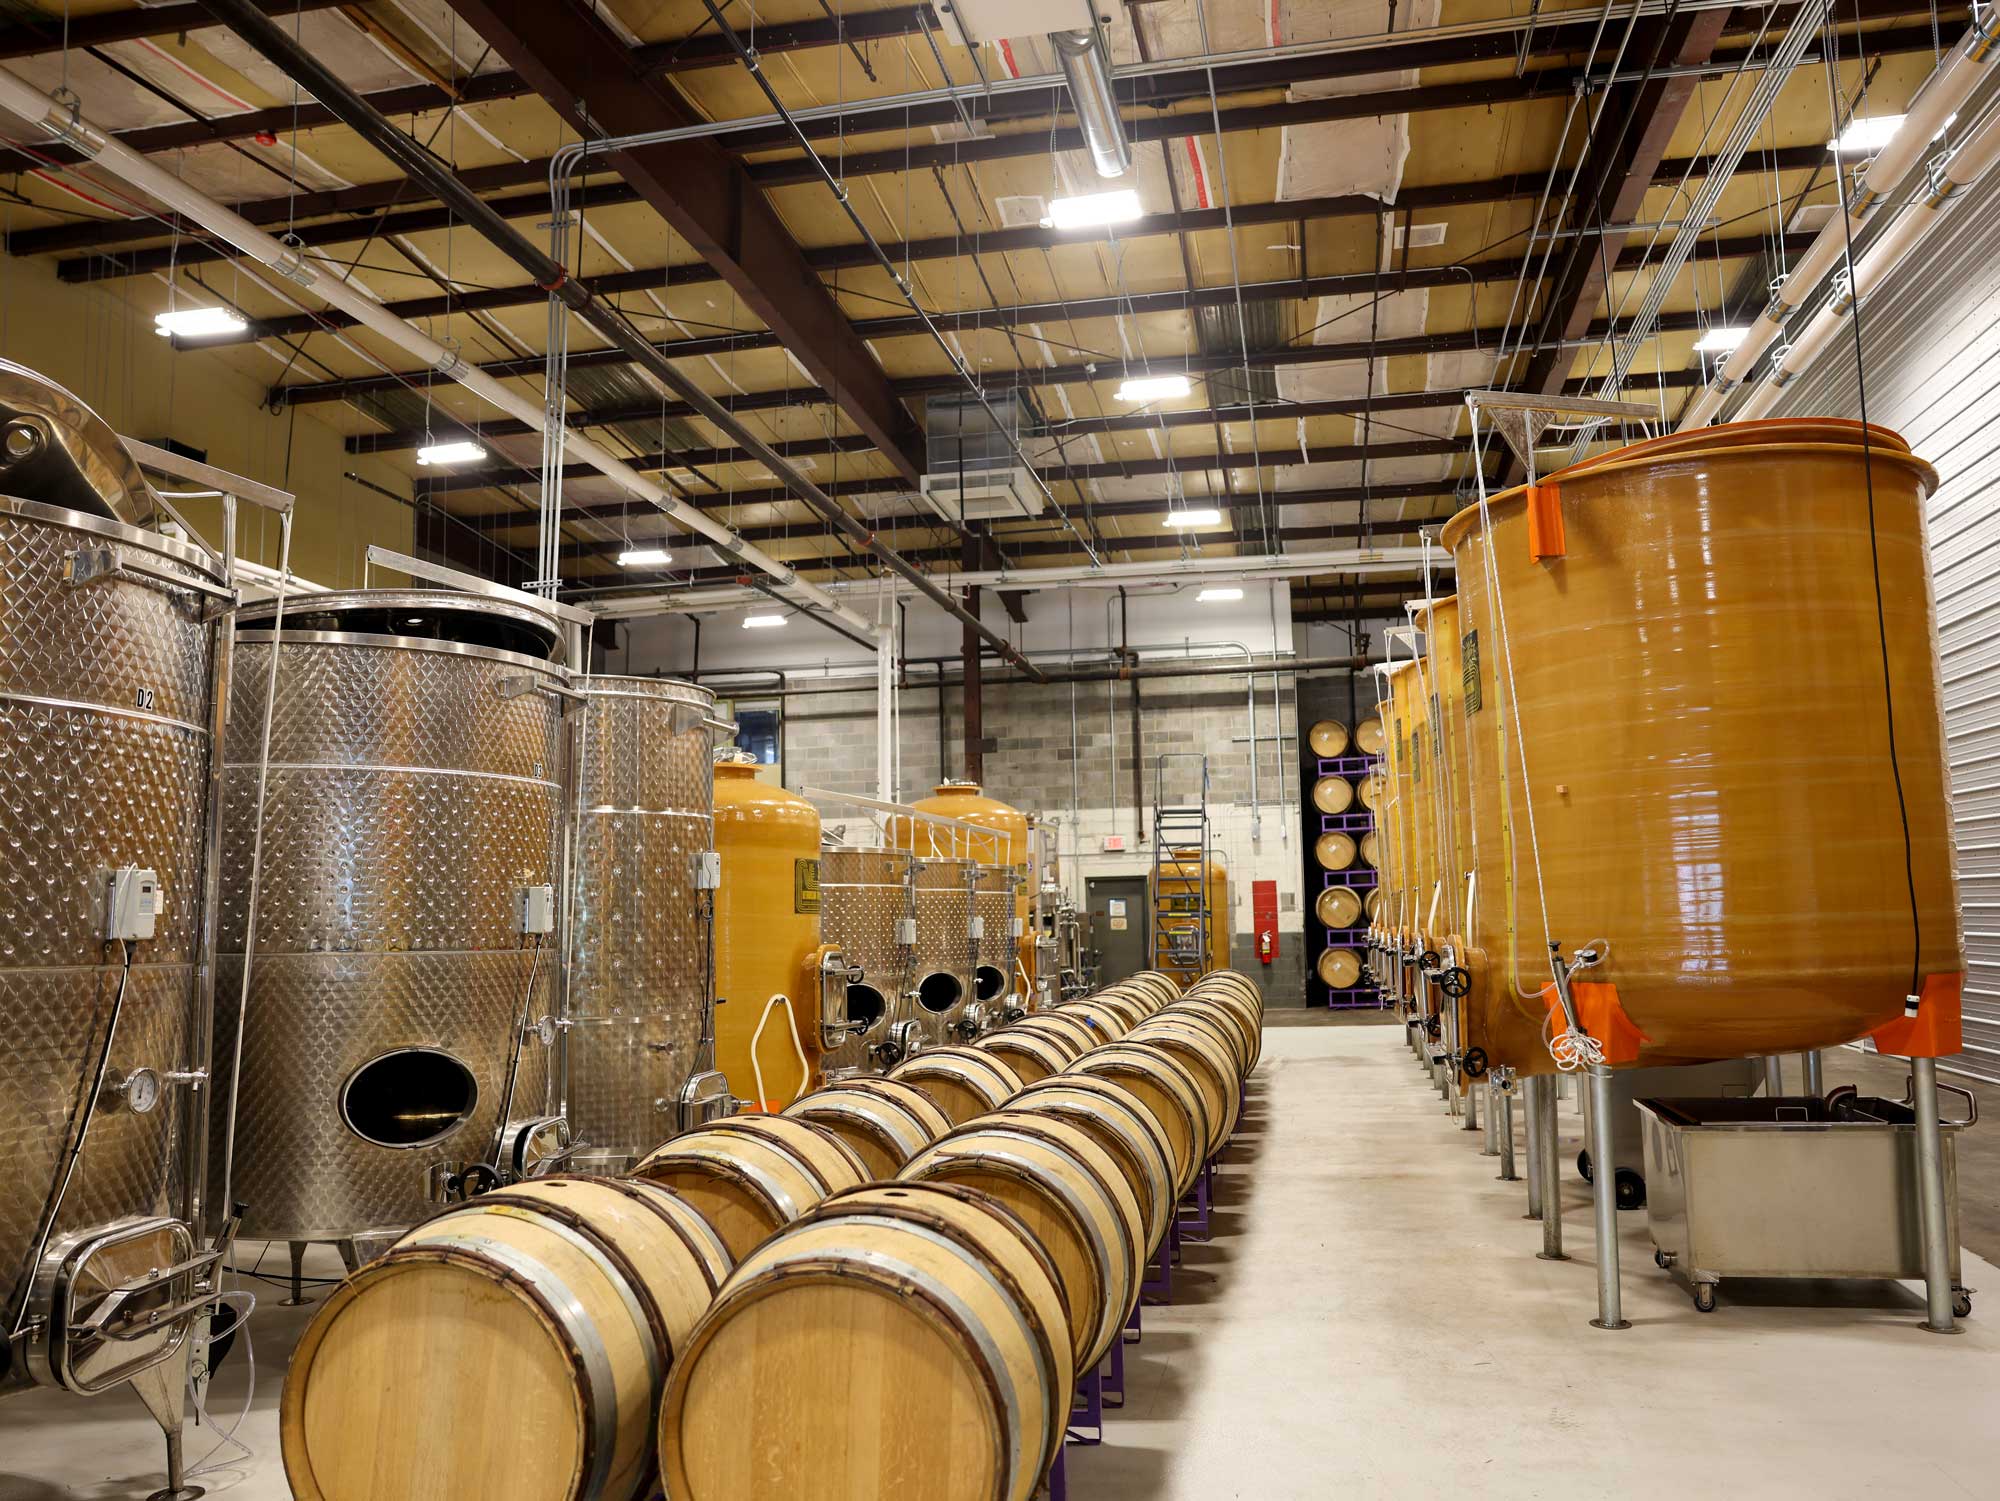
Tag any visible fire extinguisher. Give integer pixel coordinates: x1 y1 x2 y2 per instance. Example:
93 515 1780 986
1258 929 1275 965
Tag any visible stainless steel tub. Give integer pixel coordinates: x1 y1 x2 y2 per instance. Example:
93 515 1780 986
1636 1093 1971 1314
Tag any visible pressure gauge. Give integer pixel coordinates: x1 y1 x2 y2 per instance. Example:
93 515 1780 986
535 1016 558 1048
107 1067 163 1115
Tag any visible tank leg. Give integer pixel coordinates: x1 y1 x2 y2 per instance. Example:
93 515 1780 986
1802 1050 1824 1096
1462 1074 1480 1133
131 1342 203 1501
280 1240 314 1307
1586 1064 1629 1329
1910 1057 1960 1335
1762 1056 1784 1096
1523 1076 1544 1218
1498 1082 1520 1181
1538 1078 1567 1261
1482 1081 1500 1156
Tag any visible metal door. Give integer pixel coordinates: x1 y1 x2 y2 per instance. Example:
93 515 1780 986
1086 876 1149 985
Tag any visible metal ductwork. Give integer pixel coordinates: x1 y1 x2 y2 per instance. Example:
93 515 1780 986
1053 28 1131 179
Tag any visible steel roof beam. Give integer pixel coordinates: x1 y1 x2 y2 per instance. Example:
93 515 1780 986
304 228 1812 422
439 0 924 486
31 9 1945 276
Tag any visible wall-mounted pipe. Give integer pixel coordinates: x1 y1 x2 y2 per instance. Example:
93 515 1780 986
1679 10 2000 428
1054 28 1133 179
189 0 1045 678
1739 103 2000 418
688 652 1373 698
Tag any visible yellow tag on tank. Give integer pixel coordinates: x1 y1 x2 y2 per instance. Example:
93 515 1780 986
794 857 821 914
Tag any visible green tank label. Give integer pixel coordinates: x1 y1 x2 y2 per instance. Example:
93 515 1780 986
795 858 821 914
1463 630 1483 715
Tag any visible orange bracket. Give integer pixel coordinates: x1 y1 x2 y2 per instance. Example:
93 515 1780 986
1526 482 1566 561
1869 972 1963 1058
1540 979 1647 1064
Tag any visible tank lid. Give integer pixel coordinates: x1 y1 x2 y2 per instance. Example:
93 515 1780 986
0 360 159 526
933 779 982 793
239 587 565 661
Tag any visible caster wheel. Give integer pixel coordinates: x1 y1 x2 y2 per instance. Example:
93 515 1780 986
1654 1248 1670 1270
1693 1284 1717 1313
1953 1291 1973 1319
1614 1168 1647 1212
1577 1149 1593 1183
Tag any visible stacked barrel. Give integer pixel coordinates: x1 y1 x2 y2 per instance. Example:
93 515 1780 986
1307 717 1385 1006
279 969 1264 1501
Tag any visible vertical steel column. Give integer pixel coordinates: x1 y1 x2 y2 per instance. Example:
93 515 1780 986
1482 1080 1500 1154
1538 1078 1567 1260
1462 1068 1480 1132
1586 1063 1629 1328
962 563 984 785
1763 1056 1784 1095
1909 1057 1960 1334
1523 1075 1545 1217
1498 1082 1519 1180
1801 1050 1824 1096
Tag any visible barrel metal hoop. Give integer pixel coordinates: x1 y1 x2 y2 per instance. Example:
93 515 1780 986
591 1176 733 1294
435 1201 666 1400
403 1231 621 1501
791 1098 929 1163
800 1220 1061 1480
911 1141 1122 1362
639 1146 803 1224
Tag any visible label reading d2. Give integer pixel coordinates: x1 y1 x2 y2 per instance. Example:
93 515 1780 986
1462 629 1483 715
794 858 821 914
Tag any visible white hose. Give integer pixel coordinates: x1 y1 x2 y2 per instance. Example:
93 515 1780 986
748 993 812 1109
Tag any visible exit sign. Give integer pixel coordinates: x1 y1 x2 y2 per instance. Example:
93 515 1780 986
1101 835 1128 852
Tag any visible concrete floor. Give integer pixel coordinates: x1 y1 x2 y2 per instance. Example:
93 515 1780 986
4 1022 1997 1499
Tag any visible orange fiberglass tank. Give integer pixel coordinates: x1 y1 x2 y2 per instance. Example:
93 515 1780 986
909 781 1034 1002
1412 596 1474 1052
712 757 823 1108
1445 419 1962 1076
1367 662 1408 952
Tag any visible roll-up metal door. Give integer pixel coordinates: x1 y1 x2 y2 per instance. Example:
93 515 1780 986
1775 164 2000 1081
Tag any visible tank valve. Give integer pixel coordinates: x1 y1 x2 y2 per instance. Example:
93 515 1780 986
1418 950 1441 973
1461 1048 1489 1079
1439 967 1471 999
1423 1014 1443 1040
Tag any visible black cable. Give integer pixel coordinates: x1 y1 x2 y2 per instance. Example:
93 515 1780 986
1823 7 1921 998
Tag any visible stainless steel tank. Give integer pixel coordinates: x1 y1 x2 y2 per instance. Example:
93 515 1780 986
910 856 977 1049
0 363 230 1408
565 675 726 1169
216 590 569 1242
818 845 913 1076
972 863 1022 1022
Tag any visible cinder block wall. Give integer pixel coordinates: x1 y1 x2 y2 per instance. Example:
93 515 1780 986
718 672 1309 1005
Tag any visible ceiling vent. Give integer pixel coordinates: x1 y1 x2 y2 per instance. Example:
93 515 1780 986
919 391 1043 523
1393 222 1448 250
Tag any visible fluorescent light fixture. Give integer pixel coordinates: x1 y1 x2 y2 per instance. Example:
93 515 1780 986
1164 508 1224 528
742 613 787 629
1197 586 1244 602
1692 326 1750 353
1045 188 1143 230
1828 113 1905 153
415 440 487 466
153 305 247 340
617 547 672 567
1115 373 1192 402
